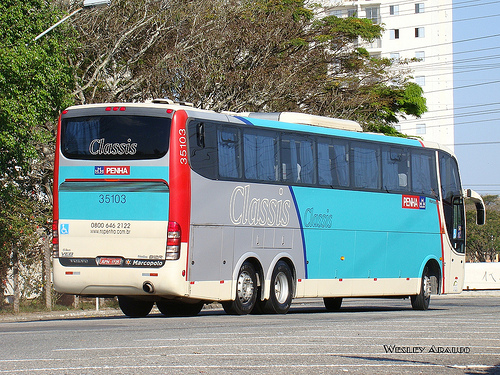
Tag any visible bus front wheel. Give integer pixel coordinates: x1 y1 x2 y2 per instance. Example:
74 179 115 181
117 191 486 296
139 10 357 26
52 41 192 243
222 261 257 315
411 267 431 310
118 296 154 317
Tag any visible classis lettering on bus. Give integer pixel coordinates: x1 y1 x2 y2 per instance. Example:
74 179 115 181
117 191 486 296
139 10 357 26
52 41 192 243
230 185 290 227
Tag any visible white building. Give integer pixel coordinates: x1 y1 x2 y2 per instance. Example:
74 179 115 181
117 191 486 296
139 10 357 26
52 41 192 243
319 1 454 150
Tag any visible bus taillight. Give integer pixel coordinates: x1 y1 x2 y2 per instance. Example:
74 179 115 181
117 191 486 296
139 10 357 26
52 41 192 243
52 220 59 258
166 221 181 260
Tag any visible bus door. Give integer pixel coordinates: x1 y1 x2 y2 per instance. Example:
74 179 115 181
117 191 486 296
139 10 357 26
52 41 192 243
439 152 465 293
443 196 465 293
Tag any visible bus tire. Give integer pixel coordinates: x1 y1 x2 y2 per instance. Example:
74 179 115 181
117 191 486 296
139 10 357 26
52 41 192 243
411 267 431 310
324 297 343 311
118 296 154 318
156 300 204 317
222 261 257 315
263 260 293 314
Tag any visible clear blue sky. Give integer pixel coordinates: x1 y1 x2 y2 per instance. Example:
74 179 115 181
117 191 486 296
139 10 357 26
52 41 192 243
453 0 500 195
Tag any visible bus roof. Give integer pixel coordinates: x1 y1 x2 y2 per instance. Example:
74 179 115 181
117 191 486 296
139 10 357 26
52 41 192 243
238 112 362 132
62 101 456 157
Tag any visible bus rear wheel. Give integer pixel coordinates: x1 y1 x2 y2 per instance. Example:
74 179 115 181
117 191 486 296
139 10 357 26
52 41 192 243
262 261 293 314
156 300 204 317
118 296 154 317
222 261 257 315
411 268 431 310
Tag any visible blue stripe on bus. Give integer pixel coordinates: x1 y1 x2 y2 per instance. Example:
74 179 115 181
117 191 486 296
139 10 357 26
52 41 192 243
234 116 255 126
59 190 169 221
288 186 308 279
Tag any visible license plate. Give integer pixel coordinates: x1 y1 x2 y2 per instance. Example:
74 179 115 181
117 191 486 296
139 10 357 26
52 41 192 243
98 257 122 266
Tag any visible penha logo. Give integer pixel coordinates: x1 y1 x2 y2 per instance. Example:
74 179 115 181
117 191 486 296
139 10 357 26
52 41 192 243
402 195 426 210
94 166 130 175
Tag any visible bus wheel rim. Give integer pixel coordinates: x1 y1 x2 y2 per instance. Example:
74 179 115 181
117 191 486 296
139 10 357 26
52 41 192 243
275 271 289 304
237 271 254 304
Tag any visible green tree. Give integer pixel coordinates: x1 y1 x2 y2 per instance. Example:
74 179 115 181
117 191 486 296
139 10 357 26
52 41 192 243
0 0 76 309
466 195 500 262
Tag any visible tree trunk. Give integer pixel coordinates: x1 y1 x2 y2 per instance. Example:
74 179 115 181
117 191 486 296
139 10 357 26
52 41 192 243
12 245 20 314
0 263 7 310
43 236 52 311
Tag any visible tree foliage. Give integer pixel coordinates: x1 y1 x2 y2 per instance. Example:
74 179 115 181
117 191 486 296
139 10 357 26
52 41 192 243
72 0 426 129
0 0 76 306
466 195 500 262
0 0 75 177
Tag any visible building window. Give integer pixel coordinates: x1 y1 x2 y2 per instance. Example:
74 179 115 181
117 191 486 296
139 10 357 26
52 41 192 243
415 3 425 13
390 53 400 60
369 38 382 49
365 7 380 24
415 27 425 38
415 51 425 61
390 29 400 39
347 8 357 17
416 124 426 135
390 5 399 15
330 9 343 17
415 76 425 86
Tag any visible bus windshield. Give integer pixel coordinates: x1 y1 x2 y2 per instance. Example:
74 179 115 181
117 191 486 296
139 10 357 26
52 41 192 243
61 115 171 160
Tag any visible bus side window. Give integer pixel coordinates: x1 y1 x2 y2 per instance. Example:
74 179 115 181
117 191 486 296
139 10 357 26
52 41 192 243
217 126 241 179
411 150 438 198
352 142 381 190
382 147 409 192
281 135 315 184
188 121 218 179
243 129 279 182
318 138 349 188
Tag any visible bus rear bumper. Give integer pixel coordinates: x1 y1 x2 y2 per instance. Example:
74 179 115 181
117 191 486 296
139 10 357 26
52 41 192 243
53 260 189 298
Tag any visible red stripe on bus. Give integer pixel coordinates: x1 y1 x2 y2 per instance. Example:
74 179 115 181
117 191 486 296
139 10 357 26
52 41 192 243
436 202 445 294
64 178 168 185
169 110 191 280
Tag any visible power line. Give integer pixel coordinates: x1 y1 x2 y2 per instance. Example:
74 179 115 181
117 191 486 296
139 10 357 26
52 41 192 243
402 108 500 123
400 53 500 71
449 141 500 146
425 79 500 93
387 13 500 32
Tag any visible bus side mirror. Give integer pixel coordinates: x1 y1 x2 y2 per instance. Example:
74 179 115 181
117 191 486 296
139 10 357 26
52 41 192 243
465 189 486 225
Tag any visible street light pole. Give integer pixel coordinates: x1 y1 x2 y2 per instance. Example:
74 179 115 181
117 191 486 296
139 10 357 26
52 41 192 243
34 8 83 42
33 0 110 42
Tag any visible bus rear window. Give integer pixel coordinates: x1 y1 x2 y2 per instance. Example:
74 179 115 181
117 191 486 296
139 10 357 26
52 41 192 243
61 115 170 160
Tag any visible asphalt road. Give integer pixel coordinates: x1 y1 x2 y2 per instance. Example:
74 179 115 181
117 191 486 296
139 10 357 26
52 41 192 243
0 294 499 375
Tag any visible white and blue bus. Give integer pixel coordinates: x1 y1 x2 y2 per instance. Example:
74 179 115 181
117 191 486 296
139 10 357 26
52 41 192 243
52 100 485 317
